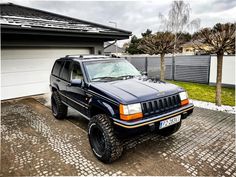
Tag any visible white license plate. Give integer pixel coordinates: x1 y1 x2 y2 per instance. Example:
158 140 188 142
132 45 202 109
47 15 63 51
159 115 181 129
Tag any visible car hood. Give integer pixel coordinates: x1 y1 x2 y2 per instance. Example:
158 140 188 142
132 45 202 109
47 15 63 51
89 78 183 104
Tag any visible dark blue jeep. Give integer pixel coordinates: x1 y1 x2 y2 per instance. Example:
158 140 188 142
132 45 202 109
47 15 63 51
50 55 194 163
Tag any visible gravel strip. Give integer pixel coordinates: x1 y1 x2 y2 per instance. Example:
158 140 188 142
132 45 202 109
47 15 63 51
191 99 235 114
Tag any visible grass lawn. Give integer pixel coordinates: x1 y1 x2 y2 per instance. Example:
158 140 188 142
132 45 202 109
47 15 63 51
167 80 235 106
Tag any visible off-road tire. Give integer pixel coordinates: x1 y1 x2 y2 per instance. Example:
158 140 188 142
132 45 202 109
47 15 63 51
51 91 68 119
158 121 182 137
88 114 123 163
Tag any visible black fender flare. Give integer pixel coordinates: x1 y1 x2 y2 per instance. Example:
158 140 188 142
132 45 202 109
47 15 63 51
51 83 60 92
88 98 117 118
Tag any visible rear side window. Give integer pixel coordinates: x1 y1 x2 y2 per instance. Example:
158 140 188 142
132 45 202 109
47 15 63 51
60 61 71 81
52 60 64 76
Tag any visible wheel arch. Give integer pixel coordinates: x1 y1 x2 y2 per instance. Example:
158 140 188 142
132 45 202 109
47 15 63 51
50 83 60 93
89 99 117 118
51 86 58 92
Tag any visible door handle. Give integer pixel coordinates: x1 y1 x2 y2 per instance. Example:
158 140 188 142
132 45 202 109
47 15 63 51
56 79 60 82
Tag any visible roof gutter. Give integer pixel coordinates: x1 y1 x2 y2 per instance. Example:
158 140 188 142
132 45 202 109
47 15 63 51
1 25 131 40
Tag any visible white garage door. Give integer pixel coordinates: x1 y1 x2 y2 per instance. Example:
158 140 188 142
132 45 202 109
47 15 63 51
1 48 91 100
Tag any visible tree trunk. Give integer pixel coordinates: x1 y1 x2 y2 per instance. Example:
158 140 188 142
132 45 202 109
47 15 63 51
160 53 165 81
215 53 223 106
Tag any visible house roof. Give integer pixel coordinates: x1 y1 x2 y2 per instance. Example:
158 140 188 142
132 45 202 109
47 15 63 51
104 42 125 53
181 41 204 47
0 3 131 40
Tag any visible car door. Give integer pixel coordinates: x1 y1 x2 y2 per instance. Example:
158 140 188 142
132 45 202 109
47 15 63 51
58 60 71 103
66 61 88 115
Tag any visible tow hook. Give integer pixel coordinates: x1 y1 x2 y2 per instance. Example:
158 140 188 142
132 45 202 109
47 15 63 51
149 123 155 131
182 112 188 119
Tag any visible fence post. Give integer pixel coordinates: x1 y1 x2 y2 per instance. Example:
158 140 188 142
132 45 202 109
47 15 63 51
172 55 175 80
145 57 148 73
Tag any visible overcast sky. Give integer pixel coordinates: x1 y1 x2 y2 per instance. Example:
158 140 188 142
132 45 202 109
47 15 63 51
2 0 236 46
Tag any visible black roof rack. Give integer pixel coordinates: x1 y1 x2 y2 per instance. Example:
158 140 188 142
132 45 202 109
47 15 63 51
65 54 109 59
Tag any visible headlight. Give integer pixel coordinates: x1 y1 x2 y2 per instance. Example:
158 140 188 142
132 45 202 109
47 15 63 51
179 91 189 106
179 92 188 100
119 103 143 121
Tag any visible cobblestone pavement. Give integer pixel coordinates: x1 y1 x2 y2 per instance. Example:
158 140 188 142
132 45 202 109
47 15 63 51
1 98 235 176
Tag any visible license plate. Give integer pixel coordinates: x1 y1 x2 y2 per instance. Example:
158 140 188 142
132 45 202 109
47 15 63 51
159 115 181 129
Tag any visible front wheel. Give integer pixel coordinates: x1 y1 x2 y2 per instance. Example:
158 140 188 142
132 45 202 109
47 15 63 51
88 114 123 163
158 121 182 137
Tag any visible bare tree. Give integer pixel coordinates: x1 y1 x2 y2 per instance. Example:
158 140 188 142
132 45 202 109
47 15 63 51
159 1 200 32
193 23 235 106
155 1 200 81
138 32 175 81
159 1 200 53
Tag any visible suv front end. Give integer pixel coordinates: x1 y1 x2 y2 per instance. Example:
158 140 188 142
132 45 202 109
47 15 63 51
113 91 194 129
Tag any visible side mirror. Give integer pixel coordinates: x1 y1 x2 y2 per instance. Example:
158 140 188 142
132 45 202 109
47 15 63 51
70 79 82 87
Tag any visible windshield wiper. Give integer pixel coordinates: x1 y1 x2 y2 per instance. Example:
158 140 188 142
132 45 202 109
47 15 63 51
115 75 137 80
92 75 138 82
91 76 117 81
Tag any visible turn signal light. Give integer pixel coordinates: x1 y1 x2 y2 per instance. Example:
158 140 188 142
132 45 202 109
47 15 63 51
181 99 189 106
120 113 143 121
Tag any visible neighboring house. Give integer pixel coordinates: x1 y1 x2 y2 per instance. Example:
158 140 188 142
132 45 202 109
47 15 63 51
104 42 125 56
181 41 212 55
1 3 131 100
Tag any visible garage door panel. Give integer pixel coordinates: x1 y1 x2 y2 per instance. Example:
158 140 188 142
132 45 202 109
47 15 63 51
1 48 90 100
1 58 55 73
2 71 50 87
2 82 50 100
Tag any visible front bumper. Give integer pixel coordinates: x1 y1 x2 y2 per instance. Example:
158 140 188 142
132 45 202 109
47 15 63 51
113 103 194 129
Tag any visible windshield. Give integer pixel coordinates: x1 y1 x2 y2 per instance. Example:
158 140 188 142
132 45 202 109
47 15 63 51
83 59 141 82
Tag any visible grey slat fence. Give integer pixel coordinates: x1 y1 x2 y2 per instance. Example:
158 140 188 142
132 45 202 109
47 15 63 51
125 55 211 84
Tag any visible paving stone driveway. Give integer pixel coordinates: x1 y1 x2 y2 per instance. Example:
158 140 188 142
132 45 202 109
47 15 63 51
1 97 235 176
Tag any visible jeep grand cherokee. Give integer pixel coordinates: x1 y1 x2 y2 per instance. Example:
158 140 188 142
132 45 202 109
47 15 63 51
50 55 194 163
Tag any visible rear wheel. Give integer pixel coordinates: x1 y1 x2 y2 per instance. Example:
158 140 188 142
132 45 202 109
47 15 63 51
158 121 182 137
51 91 68 119
88 114 123 163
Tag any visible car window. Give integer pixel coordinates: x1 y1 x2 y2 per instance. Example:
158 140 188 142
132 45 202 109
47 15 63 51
60 61 71 81
52 60 64 77
71 63 83 80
